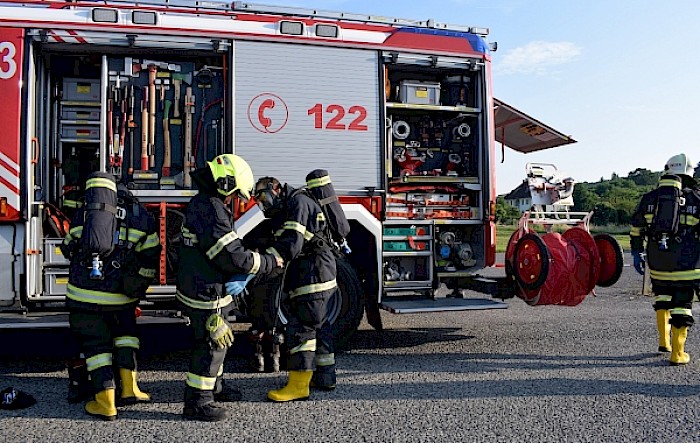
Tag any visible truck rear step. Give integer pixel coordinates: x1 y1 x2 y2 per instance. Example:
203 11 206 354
380 297 507 314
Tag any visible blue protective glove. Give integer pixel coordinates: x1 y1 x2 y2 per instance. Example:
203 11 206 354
225 274 255 296
632 251 645 276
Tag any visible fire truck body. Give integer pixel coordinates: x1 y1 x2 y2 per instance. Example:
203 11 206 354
0 0 576 334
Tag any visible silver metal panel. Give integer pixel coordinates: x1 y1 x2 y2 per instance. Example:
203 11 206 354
234 41 381 191
0 225 23 305
380 297 508 314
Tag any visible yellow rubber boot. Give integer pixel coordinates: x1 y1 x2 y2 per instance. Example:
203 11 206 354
656 310 671 352
85 389 117 421
267 370 313 402
670 326 690 366
119 368 151 405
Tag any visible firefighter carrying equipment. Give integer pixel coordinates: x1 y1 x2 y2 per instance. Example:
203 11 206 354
178 157 280 416
670 325 690 365
61 178 161 307
85 388 117 421
261 179 338 391
656 309 671 353
208 153 255 199
630 173 700 286
206 313 234 349
267 370 313 402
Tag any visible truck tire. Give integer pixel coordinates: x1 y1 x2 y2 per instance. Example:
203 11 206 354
329 257 364 350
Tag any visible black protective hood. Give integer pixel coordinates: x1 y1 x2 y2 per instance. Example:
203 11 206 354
191 166 219 197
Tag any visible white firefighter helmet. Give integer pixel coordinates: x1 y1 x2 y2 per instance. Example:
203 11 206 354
664 153 694 177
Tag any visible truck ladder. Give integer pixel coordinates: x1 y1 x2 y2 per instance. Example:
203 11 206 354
232 2 488 35
25 0 489 35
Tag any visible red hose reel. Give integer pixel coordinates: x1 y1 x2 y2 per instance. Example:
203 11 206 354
505 212 624 306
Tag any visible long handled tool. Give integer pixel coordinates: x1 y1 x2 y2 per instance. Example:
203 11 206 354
183 86 195 188
173 79 181 119
148 64 157 168
127 85 136 175
116 86 126 176
162 99 172 177
140 88 149 171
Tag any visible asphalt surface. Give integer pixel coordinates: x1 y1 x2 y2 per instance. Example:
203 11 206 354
1 258 700 442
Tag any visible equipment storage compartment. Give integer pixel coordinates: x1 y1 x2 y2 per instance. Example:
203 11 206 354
62 78 101 102
399 80 441 105
382 220 434 291
43 238 69 266
44 269 69 296
60 123 100 142
61 105 101 121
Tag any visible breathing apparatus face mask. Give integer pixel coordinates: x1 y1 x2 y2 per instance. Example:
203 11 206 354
254 178 283 217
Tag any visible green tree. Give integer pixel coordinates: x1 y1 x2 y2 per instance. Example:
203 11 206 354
628 168 659 186
495 196 521 224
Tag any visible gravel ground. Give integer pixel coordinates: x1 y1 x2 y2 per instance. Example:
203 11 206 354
1 258 699 442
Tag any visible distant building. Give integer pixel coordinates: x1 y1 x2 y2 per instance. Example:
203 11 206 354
503 180 572 213
503 181 532 212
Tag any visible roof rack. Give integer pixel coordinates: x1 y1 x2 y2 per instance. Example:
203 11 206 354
100 0 235 11
57 0 488 35
232 2 488 35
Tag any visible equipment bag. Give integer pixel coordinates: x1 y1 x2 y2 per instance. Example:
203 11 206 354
43 202 71 238
651 174 683 238
305 169 351 245
81 172 119 257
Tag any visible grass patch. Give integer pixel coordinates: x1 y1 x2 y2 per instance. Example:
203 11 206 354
495 224 630 253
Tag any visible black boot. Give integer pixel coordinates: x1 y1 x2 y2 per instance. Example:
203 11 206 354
266 332 284 373
66 358 93 404
183 403 228 422
311 364 336 391
248 331 265 373
213 379 242 402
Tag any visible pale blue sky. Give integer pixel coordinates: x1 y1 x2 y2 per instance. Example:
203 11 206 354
259 0 700 194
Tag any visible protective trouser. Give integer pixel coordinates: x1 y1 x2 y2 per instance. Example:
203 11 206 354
668 287 695 328
284 292 333 372
69 308 139 393
184 306 232 407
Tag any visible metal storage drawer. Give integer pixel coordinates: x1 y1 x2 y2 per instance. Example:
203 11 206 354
62 78 101 102
61 106 100 121
60 123 100 141
43 238 69 266
399 81 441 105
44 269 69 296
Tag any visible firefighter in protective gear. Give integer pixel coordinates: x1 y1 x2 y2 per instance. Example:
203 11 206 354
61 174 161 421
256 177 339 402
630 153 700 365
177 154 283 422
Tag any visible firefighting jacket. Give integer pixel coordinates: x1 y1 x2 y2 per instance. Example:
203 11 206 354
267 186 337 300
61 196 161 311
630 177 700 283
176 187 279 311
